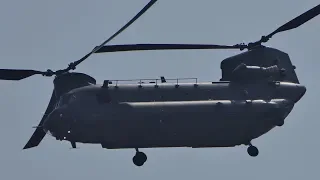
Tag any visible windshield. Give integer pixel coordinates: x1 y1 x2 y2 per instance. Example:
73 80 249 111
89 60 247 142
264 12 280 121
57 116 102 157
57 93 76 107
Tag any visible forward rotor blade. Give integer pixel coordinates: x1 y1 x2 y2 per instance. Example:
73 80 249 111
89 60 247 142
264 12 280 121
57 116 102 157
23 90 57 149
0 69 45 80
94 43 244 53
71 0 158 68
267 4 320 39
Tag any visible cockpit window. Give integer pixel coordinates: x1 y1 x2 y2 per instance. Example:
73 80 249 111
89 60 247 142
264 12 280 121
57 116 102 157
57 93 76 106
69 94 77 103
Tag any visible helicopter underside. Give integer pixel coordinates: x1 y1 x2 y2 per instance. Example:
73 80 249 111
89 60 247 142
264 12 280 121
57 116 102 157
45 99 293 149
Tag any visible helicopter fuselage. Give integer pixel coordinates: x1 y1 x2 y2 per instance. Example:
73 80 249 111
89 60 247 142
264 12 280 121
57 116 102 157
11 1 318 166
43 80 306 149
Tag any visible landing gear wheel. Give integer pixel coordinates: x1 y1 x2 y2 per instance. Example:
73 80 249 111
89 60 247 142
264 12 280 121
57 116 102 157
247 145 259 157
132 151 147 166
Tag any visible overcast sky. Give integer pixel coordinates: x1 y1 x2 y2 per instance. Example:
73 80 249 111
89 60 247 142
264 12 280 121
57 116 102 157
0 0 319 179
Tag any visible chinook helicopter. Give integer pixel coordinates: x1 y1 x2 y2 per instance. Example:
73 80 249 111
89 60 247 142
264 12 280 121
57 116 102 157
0 1 319 167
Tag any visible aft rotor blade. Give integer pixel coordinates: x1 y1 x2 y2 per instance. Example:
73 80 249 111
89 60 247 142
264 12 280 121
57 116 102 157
0 69 45 80
267 4 320 40
23 90 57 149
94 43 244 53
71 0 158 68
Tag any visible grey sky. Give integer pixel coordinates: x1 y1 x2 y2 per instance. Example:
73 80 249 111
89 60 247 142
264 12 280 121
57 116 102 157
0 0 319 179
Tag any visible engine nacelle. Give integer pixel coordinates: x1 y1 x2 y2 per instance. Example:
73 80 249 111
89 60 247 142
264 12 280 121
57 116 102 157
220 47 299 83
230 63 285 82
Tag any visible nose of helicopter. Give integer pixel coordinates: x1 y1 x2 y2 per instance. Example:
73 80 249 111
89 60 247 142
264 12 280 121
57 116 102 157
295 84 306 102
43 107 73 138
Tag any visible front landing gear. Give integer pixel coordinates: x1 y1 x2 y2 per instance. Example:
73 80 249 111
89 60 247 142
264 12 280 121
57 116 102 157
247 144 259 157
132 148 147 166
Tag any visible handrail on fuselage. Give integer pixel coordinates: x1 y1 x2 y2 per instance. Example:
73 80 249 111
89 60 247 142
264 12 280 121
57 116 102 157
107 78 199 86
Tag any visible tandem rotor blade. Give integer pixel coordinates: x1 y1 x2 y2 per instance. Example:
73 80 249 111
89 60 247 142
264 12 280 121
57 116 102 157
247 3 320 48
70 0 158 69
267 4 320 38
0 69 46 80
94 43 245 53
23 90 57 149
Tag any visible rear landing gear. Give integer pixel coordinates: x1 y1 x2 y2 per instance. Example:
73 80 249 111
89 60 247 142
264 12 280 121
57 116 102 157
132 148 147 166
247 144 259 157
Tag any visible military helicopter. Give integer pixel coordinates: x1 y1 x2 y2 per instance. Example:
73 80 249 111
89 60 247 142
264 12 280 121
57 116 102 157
0 1 319 167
